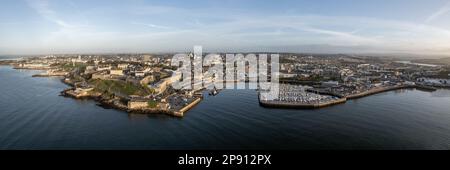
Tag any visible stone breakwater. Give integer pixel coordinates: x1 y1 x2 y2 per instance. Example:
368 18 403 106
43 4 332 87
259 85 437 109
345 85 436 99
174 97 202 117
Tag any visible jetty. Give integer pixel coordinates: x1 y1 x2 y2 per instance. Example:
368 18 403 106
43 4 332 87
173 97 202 117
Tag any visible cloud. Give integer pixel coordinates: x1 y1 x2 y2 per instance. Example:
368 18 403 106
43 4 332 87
131 22 172 29
130 5 184 15
426 1 450 22
27 0 72 28
27 0 53 15
0 22 21 26
299 26 380 45
6 2 450 55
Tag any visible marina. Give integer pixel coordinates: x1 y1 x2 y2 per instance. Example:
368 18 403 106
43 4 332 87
259 84 437 109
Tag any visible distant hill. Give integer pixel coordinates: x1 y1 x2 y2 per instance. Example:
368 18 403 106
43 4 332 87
412 57 450 65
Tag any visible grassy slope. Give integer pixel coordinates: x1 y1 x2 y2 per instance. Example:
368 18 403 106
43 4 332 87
89 79 150 96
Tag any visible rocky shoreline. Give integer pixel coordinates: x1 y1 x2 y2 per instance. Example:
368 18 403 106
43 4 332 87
60 87 191 117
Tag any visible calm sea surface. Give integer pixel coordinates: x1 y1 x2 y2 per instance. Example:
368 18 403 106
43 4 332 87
1 65 450 150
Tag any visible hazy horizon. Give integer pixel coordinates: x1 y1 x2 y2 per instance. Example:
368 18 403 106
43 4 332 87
1 0 450 56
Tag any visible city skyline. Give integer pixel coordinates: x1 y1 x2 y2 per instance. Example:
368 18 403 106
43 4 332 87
1 0 450 55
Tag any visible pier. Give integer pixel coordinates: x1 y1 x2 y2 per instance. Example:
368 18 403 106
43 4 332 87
174 97 202 117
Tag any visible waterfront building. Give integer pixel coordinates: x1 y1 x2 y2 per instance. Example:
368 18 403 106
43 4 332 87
134 71 145 77
97 65 112 71
20 63 50 69
118 64 129 69
110 70 124 76
91 72 110 80
128 98 149 109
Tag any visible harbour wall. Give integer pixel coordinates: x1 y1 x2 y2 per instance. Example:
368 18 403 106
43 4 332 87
174 97 202 117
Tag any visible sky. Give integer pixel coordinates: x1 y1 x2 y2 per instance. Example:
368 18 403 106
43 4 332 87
1 0 450 55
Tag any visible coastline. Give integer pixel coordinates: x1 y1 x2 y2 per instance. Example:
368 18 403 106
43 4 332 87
0 65 444 114
0 65 201 118
60 84 202 118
